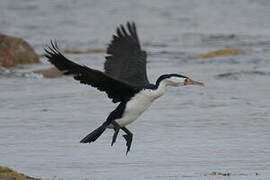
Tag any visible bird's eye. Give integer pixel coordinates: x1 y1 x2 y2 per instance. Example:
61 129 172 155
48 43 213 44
185 78 191 82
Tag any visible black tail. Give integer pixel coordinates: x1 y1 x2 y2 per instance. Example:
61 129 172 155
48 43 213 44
80 122 108 143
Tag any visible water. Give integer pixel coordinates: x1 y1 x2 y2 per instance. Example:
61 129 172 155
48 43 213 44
1 0 270 179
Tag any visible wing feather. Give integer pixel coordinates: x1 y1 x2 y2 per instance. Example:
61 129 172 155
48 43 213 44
105 22 149 87
45 41 140 103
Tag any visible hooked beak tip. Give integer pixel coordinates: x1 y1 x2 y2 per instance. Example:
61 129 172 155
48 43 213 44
191 80 205 86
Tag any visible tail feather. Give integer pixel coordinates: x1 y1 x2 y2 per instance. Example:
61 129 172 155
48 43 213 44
80 123 108 143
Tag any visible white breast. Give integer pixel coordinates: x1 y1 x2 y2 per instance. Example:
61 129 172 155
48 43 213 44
115 89 162 127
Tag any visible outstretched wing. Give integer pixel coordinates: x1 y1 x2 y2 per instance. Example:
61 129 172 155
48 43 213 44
105 22 150 87
45 41 140 103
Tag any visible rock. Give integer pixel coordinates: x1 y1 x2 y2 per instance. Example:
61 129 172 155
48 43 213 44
63 48 105 54
199 48 240 58
32 67 62 78
0 33 39 67
0 166 40 180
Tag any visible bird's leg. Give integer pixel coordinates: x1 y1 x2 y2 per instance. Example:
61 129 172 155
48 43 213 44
121 126 133 155
110 120 120 146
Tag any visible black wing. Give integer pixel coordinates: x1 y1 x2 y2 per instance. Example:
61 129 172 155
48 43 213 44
45 41 140 103
105 22 150 87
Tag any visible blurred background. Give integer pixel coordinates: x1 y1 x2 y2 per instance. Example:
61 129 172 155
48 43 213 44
0 0 270 180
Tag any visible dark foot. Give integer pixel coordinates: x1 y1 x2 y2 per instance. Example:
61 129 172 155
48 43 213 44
111 127 119 146
123 134 133 155
110 120 121 146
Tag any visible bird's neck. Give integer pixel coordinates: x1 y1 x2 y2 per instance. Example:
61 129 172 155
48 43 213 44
151 80 167 99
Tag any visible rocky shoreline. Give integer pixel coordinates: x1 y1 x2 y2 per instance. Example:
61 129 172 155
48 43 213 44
0 166 40 180
0 33 39 68
0 32 241 79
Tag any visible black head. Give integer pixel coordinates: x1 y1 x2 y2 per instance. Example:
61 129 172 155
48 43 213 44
155 74 204 87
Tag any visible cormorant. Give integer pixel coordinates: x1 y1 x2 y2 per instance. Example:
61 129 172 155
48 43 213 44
45 22 204 154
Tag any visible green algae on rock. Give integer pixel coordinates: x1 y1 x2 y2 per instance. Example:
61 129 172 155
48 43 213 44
63 48 105 54
199 48 240 58
0 33 39 67
0 166 40 180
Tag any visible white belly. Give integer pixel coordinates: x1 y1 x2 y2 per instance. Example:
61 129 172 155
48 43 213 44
115 89 158 127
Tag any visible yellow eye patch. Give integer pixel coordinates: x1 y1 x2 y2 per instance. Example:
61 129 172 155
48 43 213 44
185 78 191 82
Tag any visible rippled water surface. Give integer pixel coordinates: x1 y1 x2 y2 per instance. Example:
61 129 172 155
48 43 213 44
0 0 270 180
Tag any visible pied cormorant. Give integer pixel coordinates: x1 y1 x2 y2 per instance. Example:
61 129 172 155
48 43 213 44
45 22 204 154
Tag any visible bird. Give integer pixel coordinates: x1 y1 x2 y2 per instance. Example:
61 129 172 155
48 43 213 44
44 22 204 155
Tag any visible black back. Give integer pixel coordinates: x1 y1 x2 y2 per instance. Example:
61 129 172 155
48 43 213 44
104 22 150 88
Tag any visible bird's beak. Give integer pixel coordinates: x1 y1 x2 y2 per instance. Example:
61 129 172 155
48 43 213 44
185 78 204 86
191 79 204 86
